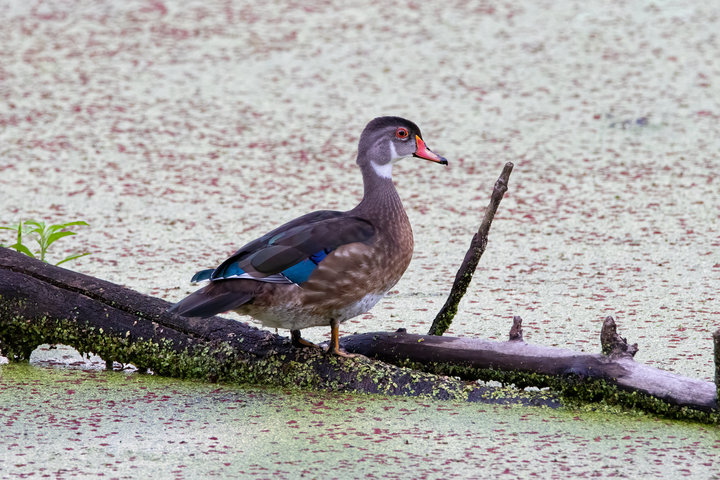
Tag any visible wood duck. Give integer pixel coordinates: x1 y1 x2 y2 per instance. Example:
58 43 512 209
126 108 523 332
169 116 447 356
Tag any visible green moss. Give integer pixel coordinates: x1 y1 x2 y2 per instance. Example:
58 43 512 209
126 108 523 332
397 359 720 425
1 300 717 424
0 306 479 404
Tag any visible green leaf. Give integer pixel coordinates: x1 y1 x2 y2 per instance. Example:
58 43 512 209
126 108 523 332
15 223 23 246
24 226 46 240
45 223 64 236
55 252 91 266
53 220 89 229
46 230 76 248
8 242 36 258
44 221 86 236
23 220 45 233
2 219 89 264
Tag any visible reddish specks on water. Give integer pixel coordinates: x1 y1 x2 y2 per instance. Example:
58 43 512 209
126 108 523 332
2 0 719 476
3 361 717 477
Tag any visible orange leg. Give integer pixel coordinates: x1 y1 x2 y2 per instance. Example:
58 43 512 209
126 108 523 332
328 318 358 358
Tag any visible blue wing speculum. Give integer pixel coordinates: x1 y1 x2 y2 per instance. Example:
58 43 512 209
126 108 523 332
191 248 331 285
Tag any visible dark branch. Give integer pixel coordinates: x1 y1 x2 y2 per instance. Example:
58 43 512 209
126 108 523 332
427 162 513 336
0 247 548 406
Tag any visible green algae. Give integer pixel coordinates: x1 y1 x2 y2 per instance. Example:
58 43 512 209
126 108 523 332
1 362 719 479
0 310 234 381
0 310 484 404
396 359 720 425
2 308 718 424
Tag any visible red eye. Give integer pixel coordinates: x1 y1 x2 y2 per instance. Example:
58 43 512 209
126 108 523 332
395 127 409 139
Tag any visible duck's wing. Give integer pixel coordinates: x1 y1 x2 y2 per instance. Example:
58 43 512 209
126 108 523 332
169 211 375 318
207 210 375 285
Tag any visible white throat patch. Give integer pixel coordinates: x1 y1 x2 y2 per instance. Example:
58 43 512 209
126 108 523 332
389 142 399 162
371 161 393 179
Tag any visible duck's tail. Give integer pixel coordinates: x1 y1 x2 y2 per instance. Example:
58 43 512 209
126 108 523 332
167 280 255 318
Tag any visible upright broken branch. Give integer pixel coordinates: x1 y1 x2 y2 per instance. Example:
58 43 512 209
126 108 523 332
427 162 513 336
600 315 639 358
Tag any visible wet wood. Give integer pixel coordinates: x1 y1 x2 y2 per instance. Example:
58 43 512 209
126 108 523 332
1 247 716 417
599 315 639 358
508 315 524 342
341 328 717 412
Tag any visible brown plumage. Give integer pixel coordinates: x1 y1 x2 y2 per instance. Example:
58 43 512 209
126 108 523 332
168 116 447 355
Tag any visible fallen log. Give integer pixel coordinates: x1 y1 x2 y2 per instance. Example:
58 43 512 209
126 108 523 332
1 246 718 422
2 158 718 423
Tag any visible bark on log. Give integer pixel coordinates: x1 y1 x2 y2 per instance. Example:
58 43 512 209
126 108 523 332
341 328 717 412
1 247 718 422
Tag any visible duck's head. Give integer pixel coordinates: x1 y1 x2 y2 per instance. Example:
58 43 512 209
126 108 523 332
357 116 448 178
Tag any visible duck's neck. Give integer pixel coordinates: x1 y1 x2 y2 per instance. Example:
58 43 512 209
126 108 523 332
353 163 406 223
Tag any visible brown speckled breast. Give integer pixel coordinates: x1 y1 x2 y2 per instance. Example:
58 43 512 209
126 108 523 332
237 202 413 331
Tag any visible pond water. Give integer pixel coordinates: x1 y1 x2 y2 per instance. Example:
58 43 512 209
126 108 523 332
1 348 719 479
1 0 720 478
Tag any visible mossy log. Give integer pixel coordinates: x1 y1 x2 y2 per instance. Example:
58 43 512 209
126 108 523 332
1 247 719 423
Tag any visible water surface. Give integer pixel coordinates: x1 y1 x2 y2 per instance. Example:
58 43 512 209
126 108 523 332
1 355 718 479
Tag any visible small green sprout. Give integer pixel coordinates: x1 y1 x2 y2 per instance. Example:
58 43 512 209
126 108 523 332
0 219 91 266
